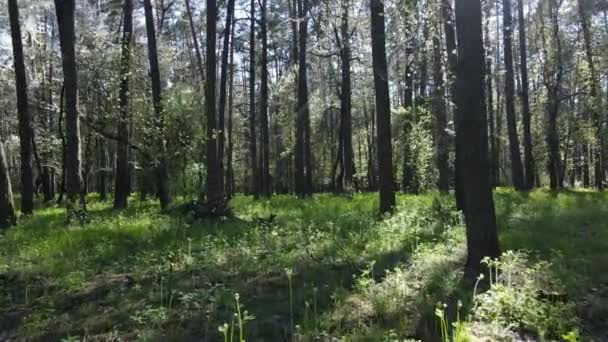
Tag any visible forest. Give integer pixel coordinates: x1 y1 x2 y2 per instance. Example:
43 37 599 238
0 0 607 340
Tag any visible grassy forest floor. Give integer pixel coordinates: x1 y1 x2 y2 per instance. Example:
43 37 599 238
1 189 607 341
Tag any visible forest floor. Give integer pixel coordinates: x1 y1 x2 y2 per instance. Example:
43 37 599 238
1 189 607 341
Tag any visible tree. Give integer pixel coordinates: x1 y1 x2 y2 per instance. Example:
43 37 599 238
337 0 355 190
577 0 603 190
143 0 171 210
0 141 16 229
295 0 312 198
226 18 237 199
204 0 226 213
55 0 85 221
454 0 501 272
370 0 395 213
8 0 34 215
249 0 259 198
114 0 133 209
502 0 525 190
540 0 563 190
219 0 236 198
260 0 271 196
517 0 534 189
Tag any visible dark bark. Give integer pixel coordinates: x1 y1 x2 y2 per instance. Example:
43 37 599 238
218 0 235 198
578 0 603 190
502 0 525 190
55 0 85 221
9 0 34 215
517 0 534 189
338 0 355 189
249 0 259 198
204 0 226 213
143 0 171 210
370 0 395 213
114 0 133 209
540 0 563 190
494 0 502 186
454 0 500 273
295 0 312 198
0 141 16 229
260 0 271 196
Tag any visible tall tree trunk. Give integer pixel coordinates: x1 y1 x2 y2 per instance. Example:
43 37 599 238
517 0 534 189
114 0 133 209
494 0 502 185
55 0 85 221
204 0 226 212
370 0 395 213
502 0 525 190
249 0 259 198
0 141 16 229
143 0 171 210
432 26 449 193
259 0 271 196
226 31 236 199
218 0 235 198
578 0 603 190
301 0 313 195
9 0 34 215
296 0 312 197
225 0 236 200
454 0 500 273
339 0 355 189
540 0 563 190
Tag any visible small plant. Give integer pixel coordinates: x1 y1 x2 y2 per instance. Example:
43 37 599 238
285 268 294 336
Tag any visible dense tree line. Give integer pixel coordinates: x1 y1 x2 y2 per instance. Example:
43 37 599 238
1 0 607 270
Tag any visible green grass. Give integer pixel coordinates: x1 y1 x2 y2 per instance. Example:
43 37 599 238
0 189 606 340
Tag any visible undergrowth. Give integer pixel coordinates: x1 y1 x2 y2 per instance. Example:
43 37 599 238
0 189 606 341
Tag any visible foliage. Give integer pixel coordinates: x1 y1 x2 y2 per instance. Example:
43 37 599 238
0 190 606 340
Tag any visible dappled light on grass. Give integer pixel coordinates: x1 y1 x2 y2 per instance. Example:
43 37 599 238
0 189 606 340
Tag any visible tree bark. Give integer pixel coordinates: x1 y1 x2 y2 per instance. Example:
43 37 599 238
226 19 236 199
0 141 16 229
540 0 563 190
218 0 235 199
249 0 259 198
204 0 226 213
578 0 603 190
114 0 133 209
339 0 355 189
517 0 534 189
370 0 395 213
295 0 312 198
9 0 34 215
143 0 171 210
55 0 85 221
454 0 500 273
260 0 271 196
502 0 525 190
